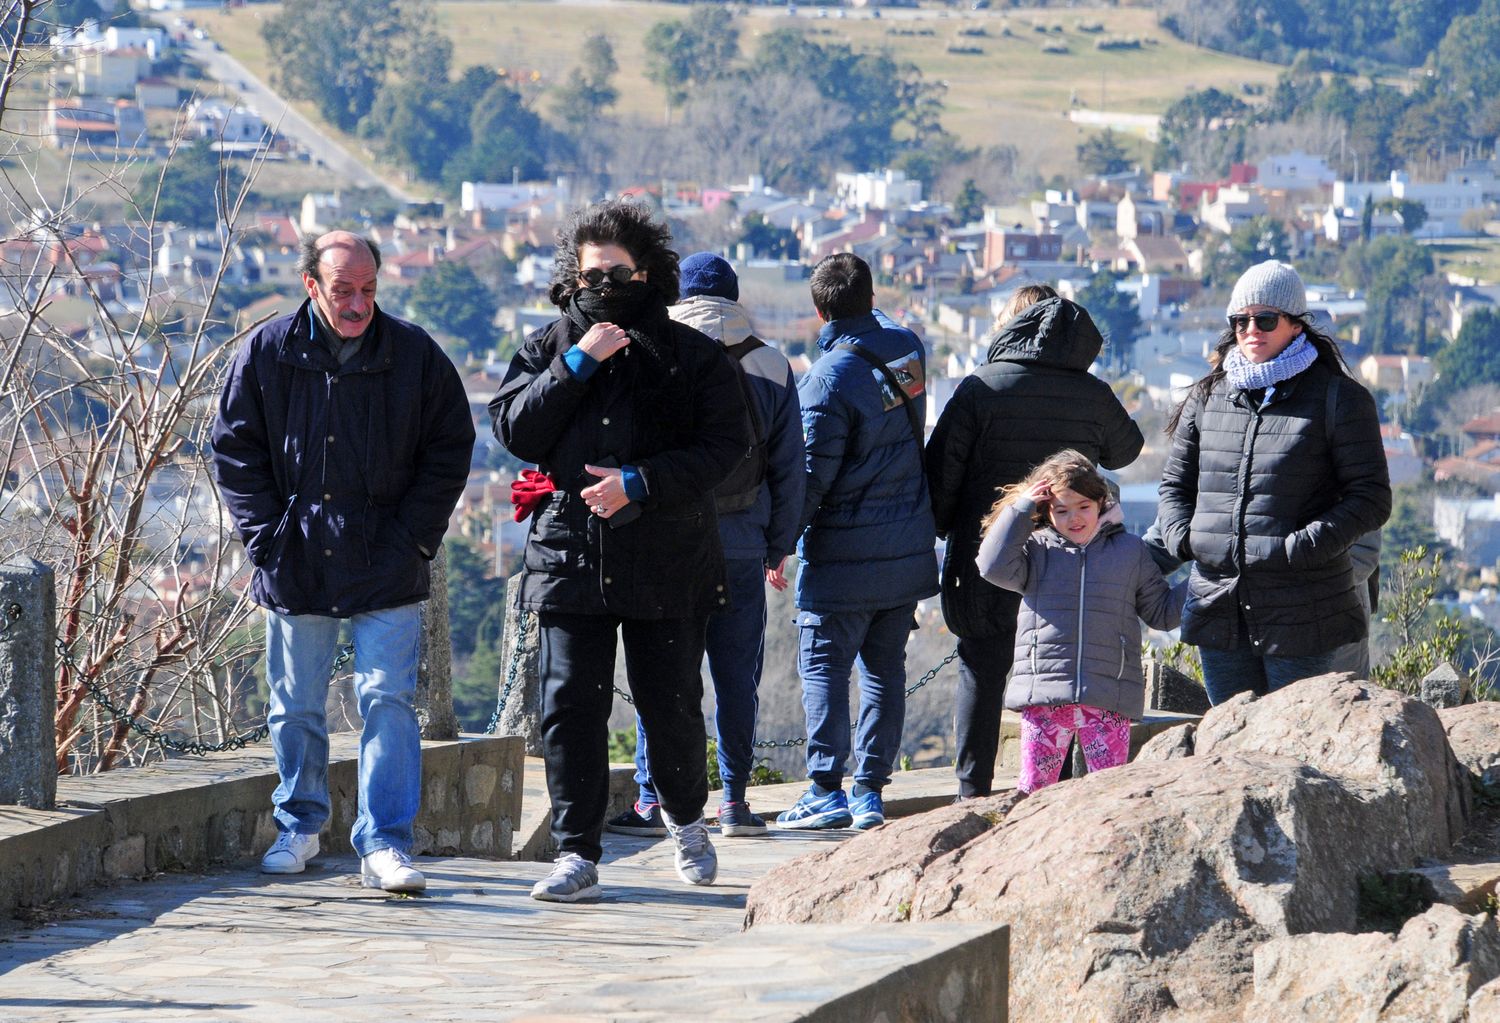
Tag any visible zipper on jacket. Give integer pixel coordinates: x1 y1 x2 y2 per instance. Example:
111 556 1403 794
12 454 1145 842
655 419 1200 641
1030 632 1038 684
1075 548 1087 700
1118 635 1127 680
1234 403 1261 573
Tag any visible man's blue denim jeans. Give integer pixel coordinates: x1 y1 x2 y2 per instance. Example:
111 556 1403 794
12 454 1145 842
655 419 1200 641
1198 645 1338 706
796 603 916 792
265 604 421 856
636 557 767 806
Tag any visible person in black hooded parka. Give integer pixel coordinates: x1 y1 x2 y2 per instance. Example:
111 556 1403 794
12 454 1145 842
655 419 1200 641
925 289 1143 798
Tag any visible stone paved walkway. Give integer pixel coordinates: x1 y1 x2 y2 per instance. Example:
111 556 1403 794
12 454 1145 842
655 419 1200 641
0 829 853 1023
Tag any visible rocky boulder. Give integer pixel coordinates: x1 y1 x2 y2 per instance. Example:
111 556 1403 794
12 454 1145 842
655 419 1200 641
1438 701 1500 790
750 753 1437 1019
1135 721 1196 761
1194 678 1469 858
743 792 1023 927
747 678 1478 1021
1243 905 1500 1021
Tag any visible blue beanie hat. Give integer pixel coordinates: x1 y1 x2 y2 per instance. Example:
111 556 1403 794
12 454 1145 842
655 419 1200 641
679 252 738 301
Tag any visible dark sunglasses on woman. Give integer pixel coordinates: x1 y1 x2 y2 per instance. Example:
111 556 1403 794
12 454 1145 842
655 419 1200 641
580 265 637 289
1227 311 1284 333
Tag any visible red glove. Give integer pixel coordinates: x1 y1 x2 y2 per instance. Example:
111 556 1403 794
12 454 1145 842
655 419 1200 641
510 469 556 522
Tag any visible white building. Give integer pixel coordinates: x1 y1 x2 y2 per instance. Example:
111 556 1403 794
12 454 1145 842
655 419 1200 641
1256 151 1336 192
1331 170 1485 238
1434 495 1500 568
189 98 269 144
460 179 567 214
1200 185 1267 234
834 169 922 211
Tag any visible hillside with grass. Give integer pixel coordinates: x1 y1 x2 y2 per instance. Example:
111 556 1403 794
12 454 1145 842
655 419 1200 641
192 1 1284 190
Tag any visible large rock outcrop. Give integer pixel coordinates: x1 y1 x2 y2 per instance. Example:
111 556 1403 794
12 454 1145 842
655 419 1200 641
1195 677 1469 857
746 679 1476 1021
1243 904 1500 1022
1439 701 1500 790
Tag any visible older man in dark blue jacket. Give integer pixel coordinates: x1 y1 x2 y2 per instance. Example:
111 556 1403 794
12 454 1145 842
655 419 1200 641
212 231 474 893
778 253 938 832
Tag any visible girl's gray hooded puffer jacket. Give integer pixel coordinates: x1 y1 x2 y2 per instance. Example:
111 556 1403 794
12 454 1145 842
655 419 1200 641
977 499 1185 719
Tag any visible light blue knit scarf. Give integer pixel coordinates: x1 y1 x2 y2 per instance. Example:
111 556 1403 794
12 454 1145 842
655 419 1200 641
1222 332 1317 391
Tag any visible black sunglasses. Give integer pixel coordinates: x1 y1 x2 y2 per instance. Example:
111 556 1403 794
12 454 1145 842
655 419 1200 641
580 265 637 289
1227 311 1284 333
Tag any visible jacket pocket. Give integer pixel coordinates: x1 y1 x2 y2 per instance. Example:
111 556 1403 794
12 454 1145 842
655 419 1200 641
524 494 586 575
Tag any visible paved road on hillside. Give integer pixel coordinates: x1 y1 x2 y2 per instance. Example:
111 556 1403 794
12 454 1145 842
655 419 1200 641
150 15 420 204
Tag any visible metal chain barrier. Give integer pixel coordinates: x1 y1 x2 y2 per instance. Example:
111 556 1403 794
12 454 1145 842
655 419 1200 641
603 643 961 750
484 608 530 735
0 601 22 634
59 639 355 756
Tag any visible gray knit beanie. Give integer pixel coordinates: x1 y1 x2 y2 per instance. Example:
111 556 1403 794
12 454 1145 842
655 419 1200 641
1227 260 1307 317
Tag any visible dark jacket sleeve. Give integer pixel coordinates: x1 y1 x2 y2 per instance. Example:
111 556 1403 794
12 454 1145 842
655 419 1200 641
635 338 750 506
925 382 979 539
1156 395 1202 563
211 341 285 567
1283 379 1392 570
397 341 476 558
488 324 588 466
763 357 807 564
1097 390 1145 471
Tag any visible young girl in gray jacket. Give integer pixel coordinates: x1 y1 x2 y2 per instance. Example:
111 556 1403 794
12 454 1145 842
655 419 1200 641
976 451 1185 793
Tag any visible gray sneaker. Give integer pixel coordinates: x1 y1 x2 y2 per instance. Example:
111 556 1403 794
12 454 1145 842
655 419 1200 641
664 815 718 886
531 853 602 903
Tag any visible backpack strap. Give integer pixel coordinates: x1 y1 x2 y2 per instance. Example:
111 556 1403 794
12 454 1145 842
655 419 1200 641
835 341 925 453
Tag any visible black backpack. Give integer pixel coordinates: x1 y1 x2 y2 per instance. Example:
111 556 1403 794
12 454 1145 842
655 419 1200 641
714 337 770 514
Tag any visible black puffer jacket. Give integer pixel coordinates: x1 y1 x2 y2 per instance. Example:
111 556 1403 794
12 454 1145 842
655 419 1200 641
925 298 1143 638
489 314 749 619
1156 360 1391 656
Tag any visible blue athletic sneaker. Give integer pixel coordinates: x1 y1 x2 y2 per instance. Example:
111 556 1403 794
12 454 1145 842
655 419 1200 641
776 786 853 830
850 787 885 830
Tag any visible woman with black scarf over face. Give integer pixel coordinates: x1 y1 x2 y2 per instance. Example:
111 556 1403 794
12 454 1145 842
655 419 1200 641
489 200 750 902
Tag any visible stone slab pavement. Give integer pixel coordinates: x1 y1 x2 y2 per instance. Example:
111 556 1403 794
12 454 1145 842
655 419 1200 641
0 828 856 1023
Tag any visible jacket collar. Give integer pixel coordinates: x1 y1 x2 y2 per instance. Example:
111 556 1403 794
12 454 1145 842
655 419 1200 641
816 312 881 352
276 299 394 373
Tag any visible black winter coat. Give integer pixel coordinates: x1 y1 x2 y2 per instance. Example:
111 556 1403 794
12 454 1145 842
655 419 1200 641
489 315 749 619
212 301 475 617
925 298 1144 638
1156 360 1391 656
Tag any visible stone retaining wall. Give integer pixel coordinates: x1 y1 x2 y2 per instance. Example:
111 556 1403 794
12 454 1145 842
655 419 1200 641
0 733 522 917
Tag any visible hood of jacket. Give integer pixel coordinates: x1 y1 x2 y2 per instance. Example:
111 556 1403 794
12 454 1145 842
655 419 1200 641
669 294 755 346
986 296 1103 371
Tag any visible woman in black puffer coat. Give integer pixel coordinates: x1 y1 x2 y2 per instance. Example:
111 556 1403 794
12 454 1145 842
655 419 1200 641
489 200 748 898
926 290 1143 798
1156 260 1390 705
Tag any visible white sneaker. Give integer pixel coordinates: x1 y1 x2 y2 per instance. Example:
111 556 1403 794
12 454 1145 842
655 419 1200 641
664 815 718 886
260 831 319 874
360 848 426 892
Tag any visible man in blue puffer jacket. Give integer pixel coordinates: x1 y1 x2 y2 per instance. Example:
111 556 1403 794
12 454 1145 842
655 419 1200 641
778 253 938 831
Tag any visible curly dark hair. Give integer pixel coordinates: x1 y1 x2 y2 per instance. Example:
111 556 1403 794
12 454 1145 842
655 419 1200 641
1166 315 1352 436
549 199 680 308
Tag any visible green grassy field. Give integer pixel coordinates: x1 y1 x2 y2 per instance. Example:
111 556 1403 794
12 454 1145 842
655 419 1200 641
193 1 1284 183
1427 239 1500 285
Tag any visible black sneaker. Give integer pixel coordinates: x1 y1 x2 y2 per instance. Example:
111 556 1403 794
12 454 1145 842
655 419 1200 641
604 800 668 837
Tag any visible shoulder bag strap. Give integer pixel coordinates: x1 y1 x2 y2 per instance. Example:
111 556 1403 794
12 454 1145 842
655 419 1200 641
836 341 924 453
